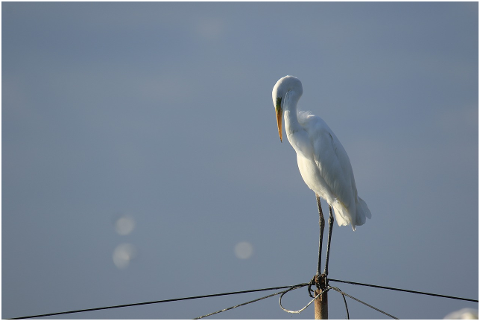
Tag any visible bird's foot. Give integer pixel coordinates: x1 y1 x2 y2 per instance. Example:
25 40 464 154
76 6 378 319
307 274 320 297
307 274 327 298
307 276 316 298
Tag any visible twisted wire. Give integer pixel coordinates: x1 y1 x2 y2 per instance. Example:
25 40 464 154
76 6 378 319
194 283 309 319
10 277 476 319
279 284 326 314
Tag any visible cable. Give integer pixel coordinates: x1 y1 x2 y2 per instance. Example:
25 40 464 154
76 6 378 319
279 283 316 314
329 278 478 303
195 283 313 319
330 286 398 319
280 282 396 319
11 278 477 319
10 285 297 319
194 285 302 319
337 287 350 319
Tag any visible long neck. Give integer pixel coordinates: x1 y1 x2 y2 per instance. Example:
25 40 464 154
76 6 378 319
283 90 303 136
282 90 311 158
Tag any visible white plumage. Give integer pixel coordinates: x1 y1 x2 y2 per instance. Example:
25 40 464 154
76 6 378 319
272 75 371 230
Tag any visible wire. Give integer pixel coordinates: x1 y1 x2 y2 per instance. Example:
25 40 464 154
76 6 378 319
337 287 350 319
194 291 282 319
329 278 478 303
279 283 317 314
330 286 398 319
194 285 306 319
10 284 297 319
11 278 477 319
280 282 396 319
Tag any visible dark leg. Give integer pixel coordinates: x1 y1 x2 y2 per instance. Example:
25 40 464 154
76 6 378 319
308 194 326 297
316 194 325 277
323 206 334 276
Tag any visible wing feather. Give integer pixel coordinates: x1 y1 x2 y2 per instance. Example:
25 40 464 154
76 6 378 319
299 112 357 212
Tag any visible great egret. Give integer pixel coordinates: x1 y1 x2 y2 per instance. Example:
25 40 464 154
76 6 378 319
272 75 371 279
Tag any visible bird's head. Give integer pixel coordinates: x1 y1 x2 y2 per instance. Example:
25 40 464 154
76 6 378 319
272 75 303 142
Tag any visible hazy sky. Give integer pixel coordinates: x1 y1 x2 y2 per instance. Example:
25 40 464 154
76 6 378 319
2 2 478 319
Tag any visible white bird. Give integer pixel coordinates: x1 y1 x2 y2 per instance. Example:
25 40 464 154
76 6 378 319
272 75 371 278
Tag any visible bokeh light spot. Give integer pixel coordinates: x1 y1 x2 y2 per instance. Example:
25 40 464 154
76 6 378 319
112 243 137 269
234 241 253 259
444 308 478 319
114 215 135 235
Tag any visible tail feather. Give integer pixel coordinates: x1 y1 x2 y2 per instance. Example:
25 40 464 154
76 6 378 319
332 197 371 231
354 197 371 228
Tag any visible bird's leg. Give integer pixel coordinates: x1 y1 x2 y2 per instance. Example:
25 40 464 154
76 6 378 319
316 194 325 280
323 205 334 276
308 194 326 297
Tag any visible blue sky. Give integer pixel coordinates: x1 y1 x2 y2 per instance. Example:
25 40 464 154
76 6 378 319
2 2 478 319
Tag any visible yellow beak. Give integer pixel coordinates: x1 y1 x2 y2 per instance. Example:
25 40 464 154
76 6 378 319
275 103 283 142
